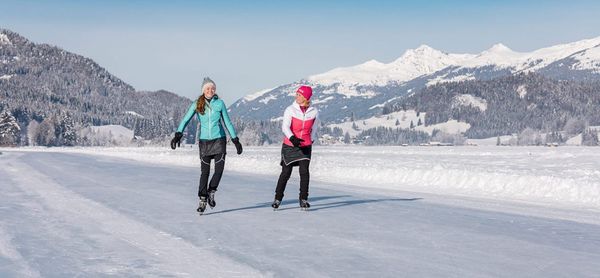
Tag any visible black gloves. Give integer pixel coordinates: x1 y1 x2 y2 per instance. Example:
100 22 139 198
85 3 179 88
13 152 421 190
232 137 243 155
289 135 304 147
170 132 183 150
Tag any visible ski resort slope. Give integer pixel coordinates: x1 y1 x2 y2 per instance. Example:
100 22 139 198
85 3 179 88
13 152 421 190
1 150 600 277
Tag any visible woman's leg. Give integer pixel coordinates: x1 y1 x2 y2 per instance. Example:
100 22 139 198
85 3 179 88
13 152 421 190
198 155 213 198
208 153 226 192
298 160 310 200
275 163 294 201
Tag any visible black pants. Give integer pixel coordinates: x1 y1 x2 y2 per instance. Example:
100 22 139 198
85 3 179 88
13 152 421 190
275 159 310 201
198 153 225 198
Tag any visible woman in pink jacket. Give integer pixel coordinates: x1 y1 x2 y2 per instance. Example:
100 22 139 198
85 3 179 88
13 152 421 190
271 85 319 210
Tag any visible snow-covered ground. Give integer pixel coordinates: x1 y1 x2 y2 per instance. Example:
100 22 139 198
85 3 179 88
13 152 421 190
12 145 600 210
1 146 600 277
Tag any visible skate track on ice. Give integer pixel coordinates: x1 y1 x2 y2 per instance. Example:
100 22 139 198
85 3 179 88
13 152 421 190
1 151 599 277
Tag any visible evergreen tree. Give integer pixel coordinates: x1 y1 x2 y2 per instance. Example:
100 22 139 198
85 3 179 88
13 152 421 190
582 129 599 146
56 112 77 146
382 105 392 115
357 126 430 145
0 111 21 146
332 127 343 137
344 132 351 144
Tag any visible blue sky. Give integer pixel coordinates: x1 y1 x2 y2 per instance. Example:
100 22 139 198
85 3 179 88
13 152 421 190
2 0 600 104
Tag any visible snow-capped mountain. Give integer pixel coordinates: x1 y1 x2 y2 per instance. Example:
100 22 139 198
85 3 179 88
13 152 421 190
231 36 600 123
307 45 474 86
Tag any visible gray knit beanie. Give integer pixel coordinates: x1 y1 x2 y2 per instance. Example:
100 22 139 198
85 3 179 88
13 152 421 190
202 77 216 90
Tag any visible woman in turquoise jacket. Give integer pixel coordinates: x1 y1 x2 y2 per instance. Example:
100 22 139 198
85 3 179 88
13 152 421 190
170 77 243 214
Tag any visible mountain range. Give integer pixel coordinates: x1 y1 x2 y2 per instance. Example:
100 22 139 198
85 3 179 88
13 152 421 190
231 37 600 126
2 28 599 146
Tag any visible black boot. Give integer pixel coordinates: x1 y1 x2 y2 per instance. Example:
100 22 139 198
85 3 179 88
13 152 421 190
271 199 281 210
208 190 216 208
197 197 207 214
299 199 310 211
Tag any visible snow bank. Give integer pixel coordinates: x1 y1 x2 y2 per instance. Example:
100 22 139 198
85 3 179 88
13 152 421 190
10 146 600 209
79 125 134 146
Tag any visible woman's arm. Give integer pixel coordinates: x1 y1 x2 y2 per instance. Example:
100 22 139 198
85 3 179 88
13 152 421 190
281 107 294 139
177 101 197 133
220 100 238 138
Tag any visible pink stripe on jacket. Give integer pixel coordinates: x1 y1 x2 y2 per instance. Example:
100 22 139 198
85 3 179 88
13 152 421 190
282 102 319 147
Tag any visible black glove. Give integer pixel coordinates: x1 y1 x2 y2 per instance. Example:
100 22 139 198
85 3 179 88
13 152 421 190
289 135 304 147
232 137 243 155
170 132 183 150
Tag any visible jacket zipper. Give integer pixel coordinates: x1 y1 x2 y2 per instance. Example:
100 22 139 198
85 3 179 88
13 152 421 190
300 106 306 140
208 106 212 139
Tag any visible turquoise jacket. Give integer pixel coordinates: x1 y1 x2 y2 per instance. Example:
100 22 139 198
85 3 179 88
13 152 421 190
177 96 237 140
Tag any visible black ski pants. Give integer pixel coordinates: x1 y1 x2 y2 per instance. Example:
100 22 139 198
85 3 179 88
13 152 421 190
198 153 225 198
275 159 310 201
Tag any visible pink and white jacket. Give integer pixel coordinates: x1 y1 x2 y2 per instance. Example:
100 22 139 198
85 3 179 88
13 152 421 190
282 102 319 147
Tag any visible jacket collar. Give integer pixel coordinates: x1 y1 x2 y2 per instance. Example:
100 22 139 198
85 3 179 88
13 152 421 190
199 94 219 101
292 101 314 113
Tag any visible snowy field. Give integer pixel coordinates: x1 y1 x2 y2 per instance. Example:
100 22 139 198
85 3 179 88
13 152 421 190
1 146 600 277
13 145 600 210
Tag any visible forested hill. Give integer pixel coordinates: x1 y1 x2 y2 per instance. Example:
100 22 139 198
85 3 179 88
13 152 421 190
0 29 192 145
387 73 600 139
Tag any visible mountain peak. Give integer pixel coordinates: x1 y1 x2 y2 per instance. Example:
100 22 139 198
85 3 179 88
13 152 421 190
485 43 514 53
415 44 437 52
360 59 385 67
400 44 445 59
393 44 449 66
